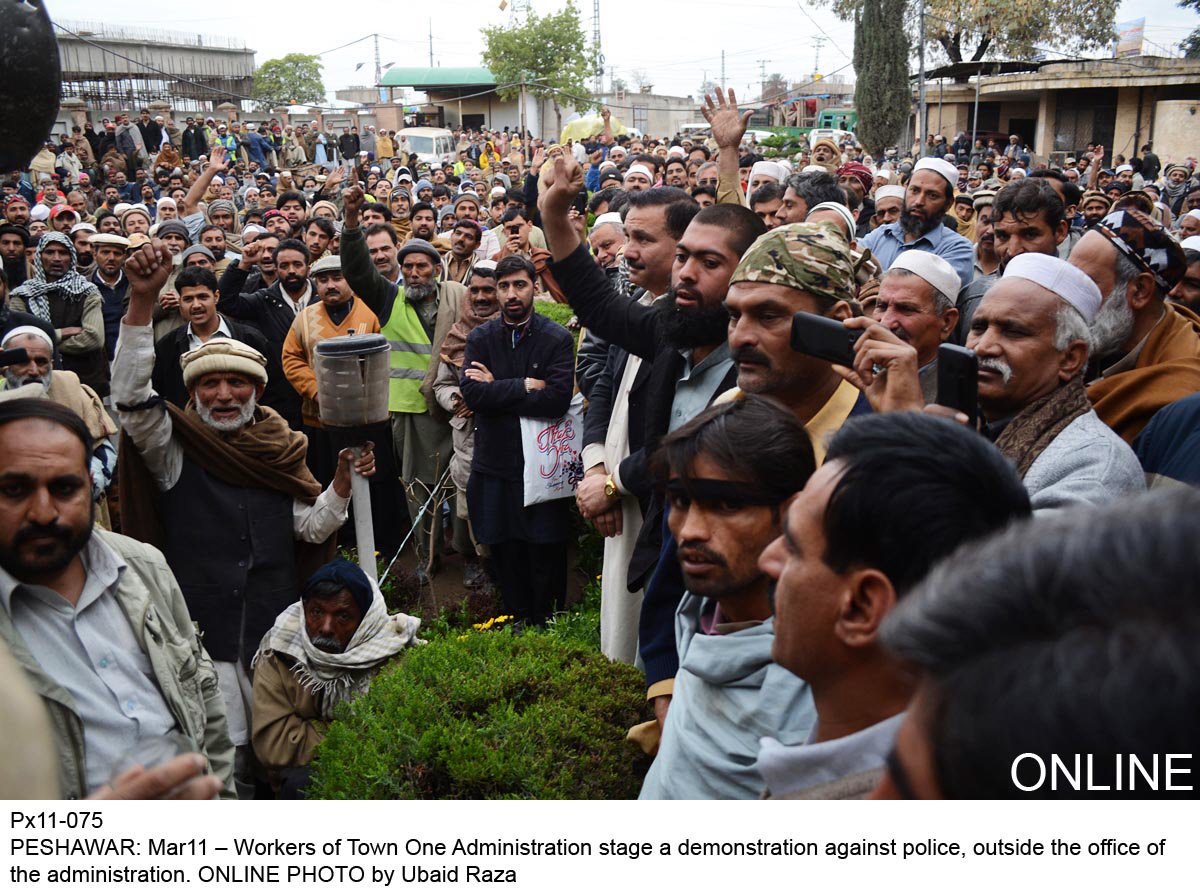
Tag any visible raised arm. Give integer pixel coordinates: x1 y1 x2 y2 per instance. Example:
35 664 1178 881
704 88 752 207
114 239 183 490
180 144 229 217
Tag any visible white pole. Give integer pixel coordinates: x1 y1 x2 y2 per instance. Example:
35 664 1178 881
350 446 377 582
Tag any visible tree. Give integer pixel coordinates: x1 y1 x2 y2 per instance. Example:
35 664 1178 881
482 2 596 139
1182 0 1200 59
763 73 789 103
821 0 1118 65
252 54 325 108
854 0 912 157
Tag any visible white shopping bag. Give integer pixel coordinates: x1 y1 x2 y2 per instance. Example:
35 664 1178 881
520 392 585 506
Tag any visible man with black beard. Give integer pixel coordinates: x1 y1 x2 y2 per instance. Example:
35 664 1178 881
860 157 975 291
216 238 313 429
0 222 31 289
543 167 767 667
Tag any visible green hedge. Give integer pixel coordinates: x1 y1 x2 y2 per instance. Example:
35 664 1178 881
307 625 650 799
534 299 576 329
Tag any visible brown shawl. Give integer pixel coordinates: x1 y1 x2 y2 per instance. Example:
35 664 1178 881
490 244 567 303
994 377 1092 478
1088 303 1200 443
118 400 335 576
439 296 499 369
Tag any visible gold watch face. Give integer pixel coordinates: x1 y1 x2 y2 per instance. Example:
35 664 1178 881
604 479 617 497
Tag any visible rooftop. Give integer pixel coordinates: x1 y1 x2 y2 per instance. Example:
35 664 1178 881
378 67 496 89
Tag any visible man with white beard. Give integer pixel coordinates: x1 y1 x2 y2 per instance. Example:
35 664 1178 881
111 238 375 797
1068 209 1200 442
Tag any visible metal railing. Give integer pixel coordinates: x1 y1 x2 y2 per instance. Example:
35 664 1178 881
55 19 249 51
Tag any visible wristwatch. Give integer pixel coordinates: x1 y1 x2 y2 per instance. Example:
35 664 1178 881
604 475 618 498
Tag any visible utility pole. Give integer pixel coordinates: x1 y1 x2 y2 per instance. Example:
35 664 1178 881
429 19 434 67
812 36 826 79
917 0 927 156
757 59 768 101
592 0 604 95
374 33 381 90
520 75 528 163
720 50 726 90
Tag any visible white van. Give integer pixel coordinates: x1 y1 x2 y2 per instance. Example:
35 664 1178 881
396 127 456 167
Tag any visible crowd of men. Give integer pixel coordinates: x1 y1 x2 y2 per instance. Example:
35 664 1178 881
2 87 1199 800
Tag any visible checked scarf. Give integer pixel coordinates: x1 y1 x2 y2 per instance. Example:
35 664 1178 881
253 582 422 720
10 231 95 322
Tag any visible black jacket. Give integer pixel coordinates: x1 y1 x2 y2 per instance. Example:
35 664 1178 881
547 242 737 588
581 342 652 487
151 316 273 410
181 124 206 160
216 263 308 428
460 313 576 482
338 133 360 160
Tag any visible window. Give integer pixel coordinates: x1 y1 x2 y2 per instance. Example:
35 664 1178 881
632 105 648 134
406 136 433 155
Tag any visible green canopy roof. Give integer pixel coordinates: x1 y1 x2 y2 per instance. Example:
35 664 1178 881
379 67 496 88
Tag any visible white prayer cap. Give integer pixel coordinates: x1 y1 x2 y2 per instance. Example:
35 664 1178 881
875 185 907 202
888 250 961 300
69 222 97 235
241 224 268 239
113 202 132 218
806 201 856 236
913 156 960 192
1115 164 1133 174
593 212 623 227
1182 235 1200 252
1002 252 1102 324
624 164 655 184
1184 209 1200 222
667 145 686 158
29 204 50 222
748 160 787 184
801 164 826 174
1 325 54 350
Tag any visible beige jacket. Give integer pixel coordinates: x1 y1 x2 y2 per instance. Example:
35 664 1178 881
0 530 236 799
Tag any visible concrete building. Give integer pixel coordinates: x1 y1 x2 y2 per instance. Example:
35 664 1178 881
377 68 533 134
55 20 255 120
592 89 698 137
376 67 700 139
916 56 1200 165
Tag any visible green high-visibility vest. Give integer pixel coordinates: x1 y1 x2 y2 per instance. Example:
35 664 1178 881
382 291 433 413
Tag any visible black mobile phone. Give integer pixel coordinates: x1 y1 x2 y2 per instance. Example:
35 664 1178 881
0 347 30 367
790 311 857 367
936 343 979 427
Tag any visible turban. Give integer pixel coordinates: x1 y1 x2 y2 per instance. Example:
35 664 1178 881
1095 209 1187 291
836 162 873 196
207 199 238 220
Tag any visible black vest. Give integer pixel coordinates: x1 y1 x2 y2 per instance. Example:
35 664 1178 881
160 459 299 669
47 291 109 396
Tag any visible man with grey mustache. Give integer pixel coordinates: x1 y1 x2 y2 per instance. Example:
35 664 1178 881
846 253 1143 513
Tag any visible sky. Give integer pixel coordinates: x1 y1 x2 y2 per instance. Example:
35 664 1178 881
47 0 1199 104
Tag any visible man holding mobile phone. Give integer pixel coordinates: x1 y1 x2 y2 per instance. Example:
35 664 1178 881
843 253 1143 512
871 251 960 404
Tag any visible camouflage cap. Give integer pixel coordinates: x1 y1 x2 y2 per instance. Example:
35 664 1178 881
730 220 856 308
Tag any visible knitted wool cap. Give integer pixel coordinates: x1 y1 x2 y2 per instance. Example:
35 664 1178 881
181 338 269 388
